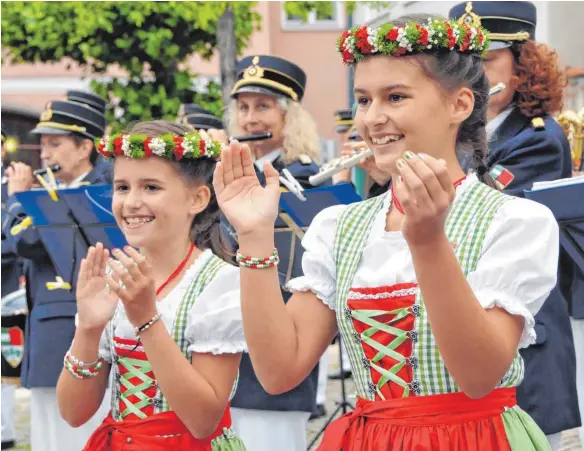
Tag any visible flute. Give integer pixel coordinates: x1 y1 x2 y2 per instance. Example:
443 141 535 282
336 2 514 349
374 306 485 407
2 164 61 184
309 148 373 186
309 83 507 186
489 82 505 96
229 132 272 143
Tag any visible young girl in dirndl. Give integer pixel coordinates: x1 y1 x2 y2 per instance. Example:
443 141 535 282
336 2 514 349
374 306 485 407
214 15 558 451
56 121 246 451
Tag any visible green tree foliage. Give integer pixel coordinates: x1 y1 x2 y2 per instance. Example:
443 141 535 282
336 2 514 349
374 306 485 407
283 1 391 21
1 1 261 131
1 1 389 132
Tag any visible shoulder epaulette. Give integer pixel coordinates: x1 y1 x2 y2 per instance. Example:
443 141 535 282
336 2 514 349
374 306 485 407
298 154 312 165
531 117 545 130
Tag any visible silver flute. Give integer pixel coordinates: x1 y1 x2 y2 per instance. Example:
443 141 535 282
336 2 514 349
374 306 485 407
309 83 506 186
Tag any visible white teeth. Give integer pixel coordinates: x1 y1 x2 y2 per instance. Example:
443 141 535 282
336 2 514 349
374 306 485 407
126 217 154 225
371 135 402 145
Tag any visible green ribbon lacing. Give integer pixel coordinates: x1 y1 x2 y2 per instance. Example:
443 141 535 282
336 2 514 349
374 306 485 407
349 305 416 400
117 356 155 420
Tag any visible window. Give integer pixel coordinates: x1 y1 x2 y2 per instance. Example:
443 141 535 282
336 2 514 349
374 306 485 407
281 1 345 31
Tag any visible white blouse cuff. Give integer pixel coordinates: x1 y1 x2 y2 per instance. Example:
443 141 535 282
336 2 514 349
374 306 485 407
475 288 536 349
188 340 247 355
287 276 336 311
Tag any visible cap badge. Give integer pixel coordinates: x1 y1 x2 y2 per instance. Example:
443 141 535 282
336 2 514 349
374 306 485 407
244 56 265 80
40 103 53 122
458 2 482 28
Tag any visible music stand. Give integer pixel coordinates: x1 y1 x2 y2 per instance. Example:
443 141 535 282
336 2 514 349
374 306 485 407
14 184 126 292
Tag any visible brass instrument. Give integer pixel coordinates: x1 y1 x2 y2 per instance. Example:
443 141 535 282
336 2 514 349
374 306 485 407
558 108 584 171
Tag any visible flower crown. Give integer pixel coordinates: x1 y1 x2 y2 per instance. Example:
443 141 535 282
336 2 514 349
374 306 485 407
337 18 489 65
95 131 223 161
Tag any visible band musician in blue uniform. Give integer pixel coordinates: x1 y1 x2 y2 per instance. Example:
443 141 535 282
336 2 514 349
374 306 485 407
450 3 581 450
2 92 113 451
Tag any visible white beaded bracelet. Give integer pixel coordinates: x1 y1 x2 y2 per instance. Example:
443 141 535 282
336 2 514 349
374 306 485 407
134 313 162 337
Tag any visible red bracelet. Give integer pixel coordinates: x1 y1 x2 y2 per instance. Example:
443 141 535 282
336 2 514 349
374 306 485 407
236 248 279 269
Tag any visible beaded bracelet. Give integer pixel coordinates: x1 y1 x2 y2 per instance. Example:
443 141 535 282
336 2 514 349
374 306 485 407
64 351 104 379
134 313 162 337
236 248 280 269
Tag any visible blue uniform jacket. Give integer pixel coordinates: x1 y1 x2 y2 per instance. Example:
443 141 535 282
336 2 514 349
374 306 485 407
2 162 112 388
486 108 581 434
229 155 320 412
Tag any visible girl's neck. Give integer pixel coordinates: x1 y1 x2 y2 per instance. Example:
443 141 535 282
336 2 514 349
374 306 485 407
141 238 201 295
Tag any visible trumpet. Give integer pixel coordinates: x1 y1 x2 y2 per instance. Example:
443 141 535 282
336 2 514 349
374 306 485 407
309 83 507 186
557 109 583 171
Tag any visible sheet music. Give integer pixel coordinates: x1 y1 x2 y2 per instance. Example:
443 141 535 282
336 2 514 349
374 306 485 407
531 175 584 191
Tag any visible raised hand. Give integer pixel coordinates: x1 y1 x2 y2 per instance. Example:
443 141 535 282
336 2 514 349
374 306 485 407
106 247 157 329
213 140 281 237
6 162 34 196
76 243 119 332
393 152 455 247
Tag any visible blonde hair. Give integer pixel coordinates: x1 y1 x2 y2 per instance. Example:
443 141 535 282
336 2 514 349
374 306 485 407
225 96 321 164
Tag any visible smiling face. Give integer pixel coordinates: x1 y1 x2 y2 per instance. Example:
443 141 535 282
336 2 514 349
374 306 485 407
112 157 209 251
353 55 473 174
236 92 286 154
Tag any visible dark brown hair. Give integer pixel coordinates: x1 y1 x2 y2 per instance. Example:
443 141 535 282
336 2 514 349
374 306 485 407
70 134 99 165
374 14 496 187
512 40 567 118
126 120 229 260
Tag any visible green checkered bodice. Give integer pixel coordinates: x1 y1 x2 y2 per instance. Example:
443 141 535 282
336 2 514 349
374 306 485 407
333 180 524 399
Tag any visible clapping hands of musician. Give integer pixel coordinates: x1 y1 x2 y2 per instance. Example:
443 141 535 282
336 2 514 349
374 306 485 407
393 152 455 248
5 162 34 196
213 140 281 238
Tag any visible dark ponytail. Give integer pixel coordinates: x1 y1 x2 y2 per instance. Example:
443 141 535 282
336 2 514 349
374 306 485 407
391 14 497 188
128 120 230 260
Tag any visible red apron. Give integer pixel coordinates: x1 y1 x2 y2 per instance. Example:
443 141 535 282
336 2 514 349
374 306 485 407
318 388 516 451
83 406 233 451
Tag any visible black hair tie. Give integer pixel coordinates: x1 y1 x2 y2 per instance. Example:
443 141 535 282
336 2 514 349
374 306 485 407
476 165 488 176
